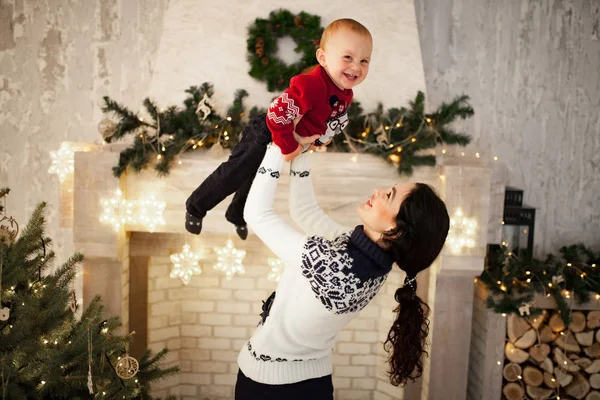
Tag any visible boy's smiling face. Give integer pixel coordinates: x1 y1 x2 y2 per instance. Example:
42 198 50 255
316 30 372 90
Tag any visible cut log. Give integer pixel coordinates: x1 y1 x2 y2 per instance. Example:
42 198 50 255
566 372 591 399
576 357 594 369
526 385 553 399
587 391 600 400
550 313 567 332
588 311 600 329
515 328 537 349
529 310 547 329
539 357 554 373
503 362 522 382
577 331 595 347
571 311 587 333
544 371 559 389
554 347 581 372
508 313 532 342
556 333 582 353
523 365 544 386
530 343 551 363
506 342 530 363
591 374 600 390
586 343 600 358
556 367 574 387
596 329 600 344
503 382 524 400
587 360 600 374
540 325 558 343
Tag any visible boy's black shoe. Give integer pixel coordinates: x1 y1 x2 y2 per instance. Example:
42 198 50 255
185 212 203 235
235 225 248 240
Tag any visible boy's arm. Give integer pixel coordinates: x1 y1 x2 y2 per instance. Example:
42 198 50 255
267 74 326 157
289 151 350 240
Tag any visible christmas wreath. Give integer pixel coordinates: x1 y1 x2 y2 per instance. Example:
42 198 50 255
246 9 323 92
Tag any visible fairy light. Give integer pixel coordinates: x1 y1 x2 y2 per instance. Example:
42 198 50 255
411 138 416 143
493 156 498 160
99 189 136 232
388 154 400 163
396 147 402 152
596 294 600 300
135 195 166 232
500 285 507 292
441 149 447 154
496 361 501 365
213 239 246 280
526 278 531 283
48 142 75 182
567 263 572 267
170 244 203 285
156 154 162 160
475 152 480 158
226 116 232 121
445 208 477 254
502 313 507 317
267 258 284 282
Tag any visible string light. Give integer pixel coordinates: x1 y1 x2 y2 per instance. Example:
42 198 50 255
445 208 477 254
99 189 136 232
267 258 284 282
213 239 246 280
135 195 166 232
170 244 203 285
48 142 75 182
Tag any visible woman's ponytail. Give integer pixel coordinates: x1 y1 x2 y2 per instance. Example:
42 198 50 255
383 275 431 386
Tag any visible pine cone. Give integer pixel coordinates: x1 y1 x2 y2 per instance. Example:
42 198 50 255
294 15 303 27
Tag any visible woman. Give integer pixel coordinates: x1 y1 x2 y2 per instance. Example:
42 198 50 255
235 144 450 399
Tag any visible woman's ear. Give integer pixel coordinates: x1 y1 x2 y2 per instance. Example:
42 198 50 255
316 48 327 67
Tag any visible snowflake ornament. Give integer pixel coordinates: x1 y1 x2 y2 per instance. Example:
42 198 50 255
170 244 202 285
48 142 75 182
135 195 166 232
99 189 136 231
213 239 246 280
445 208 477 254
267 257 284 282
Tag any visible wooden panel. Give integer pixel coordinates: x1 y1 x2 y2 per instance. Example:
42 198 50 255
428 271 476 400
82 258 122 318
129 256 149 359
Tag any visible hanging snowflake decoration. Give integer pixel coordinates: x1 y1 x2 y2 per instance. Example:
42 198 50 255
267 257 284 282
99 189 136 232
445 208 477 254
135 194 166 232
48 142 75 182
170 244 203 285
213 239 246 280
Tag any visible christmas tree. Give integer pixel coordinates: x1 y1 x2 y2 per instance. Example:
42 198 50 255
0 188 178 399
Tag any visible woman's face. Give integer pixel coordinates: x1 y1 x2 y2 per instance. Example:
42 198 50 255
357 183 414 238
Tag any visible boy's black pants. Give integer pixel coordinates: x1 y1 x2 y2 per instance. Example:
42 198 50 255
186 114 271 226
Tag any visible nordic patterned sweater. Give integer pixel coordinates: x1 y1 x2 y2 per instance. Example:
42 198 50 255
266 65 353 155
238 144 394 384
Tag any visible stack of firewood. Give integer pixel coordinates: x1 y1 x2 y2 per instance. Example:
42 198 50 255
503 310 600 400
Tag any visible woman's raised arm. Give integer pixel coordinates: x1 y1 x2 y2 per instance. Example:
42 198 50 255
289 152 350 240
244 144 305 268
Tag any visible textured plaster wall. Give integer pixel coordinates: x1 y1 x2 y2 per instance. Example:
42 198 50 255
415 0 600 255
0 0 167 267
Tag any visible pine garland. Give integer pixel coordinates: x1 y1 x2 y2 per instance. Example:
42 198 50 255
100 87 473 178
478 244 600 324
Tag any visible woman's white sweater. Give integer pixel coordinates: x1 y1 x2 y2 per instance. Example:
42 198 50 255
237 145 394 384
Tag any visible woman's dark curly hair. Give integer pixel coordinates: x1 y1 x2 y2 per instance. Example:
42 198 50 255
380 183 449 386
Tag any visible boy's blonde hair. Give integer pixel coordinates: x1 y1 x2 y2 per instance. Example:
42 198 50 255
319 19 372 50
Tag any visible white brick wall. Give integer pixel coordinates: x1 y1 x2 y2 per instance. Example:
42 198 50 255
136 232 402 399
